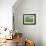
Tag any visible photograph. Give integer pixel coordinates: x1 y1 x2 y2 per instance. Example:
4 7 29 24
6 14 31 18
23 14 36 25
0 0 46 46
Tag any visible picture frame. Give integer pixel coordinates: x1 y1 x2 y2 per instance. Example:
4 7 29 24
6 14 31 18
23 14 36 25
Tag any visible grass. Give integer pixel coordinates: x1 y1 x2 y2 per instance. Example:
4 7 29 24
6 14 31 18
25 18 33 22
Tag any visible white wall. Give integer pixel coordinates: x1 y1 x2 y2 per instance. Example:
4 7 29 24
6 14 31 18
0 0 16 30
13 0 41 46
41 0 46 46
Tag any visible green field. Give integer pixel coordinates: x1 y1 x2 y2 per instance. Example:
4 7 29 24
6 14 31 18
25 18 33 22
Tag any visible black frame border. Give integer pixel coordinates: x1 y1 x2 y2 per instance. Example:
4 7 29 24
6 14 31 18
23 14 36 25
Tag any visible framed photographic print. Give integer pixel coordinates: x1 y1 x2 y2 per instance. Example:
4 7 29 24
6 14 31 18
23 14 36 25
